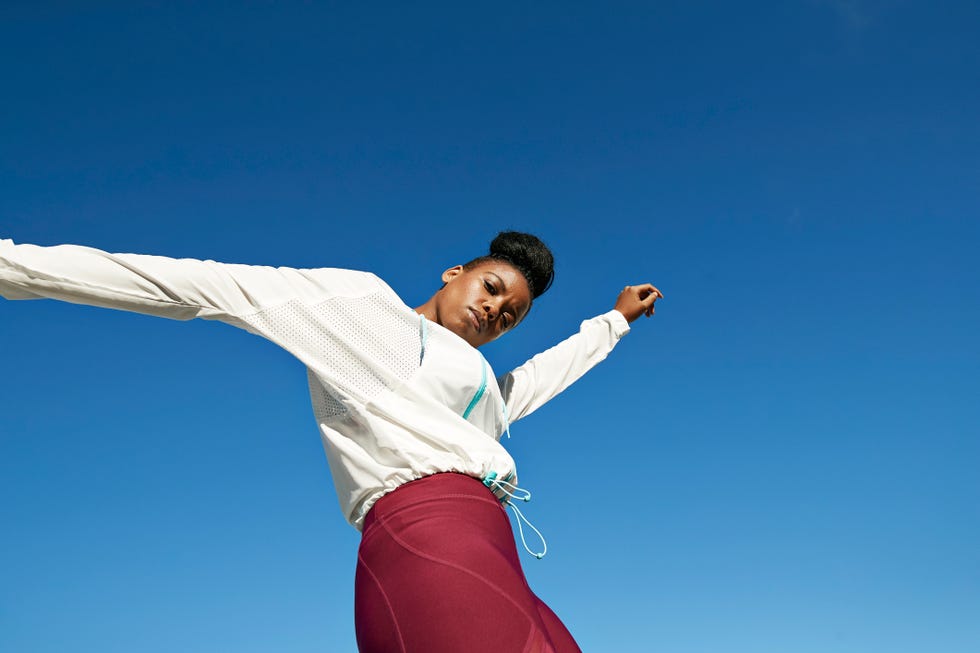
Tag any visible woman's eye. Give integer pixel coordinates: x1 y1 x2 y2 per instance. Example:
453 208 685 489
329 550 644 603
484 280 495 294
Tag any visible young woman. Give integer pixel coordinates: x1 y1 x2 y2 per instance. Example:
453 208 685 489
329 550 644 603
0 231 662 653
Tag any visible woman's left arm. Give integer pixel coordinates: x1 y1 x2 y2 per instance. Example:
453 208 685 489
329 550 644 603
498 283 662 423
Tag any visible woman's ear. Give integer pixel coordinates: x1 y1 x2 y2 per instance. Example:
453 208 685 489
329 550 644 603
441 265 464 284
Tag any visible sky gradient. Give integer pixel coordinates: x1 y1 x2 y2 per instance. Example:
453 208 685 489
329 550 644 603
2 2 978 652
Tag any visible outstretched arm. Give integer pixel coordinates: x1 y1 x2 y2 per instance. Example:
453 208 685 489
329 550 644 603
498 283 663 423
0 238 382 327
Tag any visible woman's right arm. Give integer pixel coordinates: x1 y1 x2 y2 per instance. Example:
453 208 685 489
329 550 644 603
0 238 382 328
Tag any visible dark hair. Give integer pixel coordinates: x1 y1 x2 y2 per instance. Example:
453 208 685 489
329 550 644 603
465 231 555 299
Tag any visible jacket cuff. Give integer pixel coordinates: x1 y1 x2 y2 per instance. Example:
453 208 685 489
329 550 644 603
604 309 631 339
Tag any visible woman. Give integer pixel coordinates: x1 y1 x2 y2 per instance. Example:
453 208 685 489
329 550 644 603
0 231 662 652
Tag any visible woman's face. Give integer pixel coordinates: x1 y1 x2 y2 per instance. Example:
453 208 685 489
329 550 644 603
433 260 533 348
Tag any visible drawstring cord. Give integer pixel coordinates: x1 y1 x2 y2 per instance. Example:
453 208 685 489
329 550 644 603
505 501 548 560
483 471 548 559
486 474 531 502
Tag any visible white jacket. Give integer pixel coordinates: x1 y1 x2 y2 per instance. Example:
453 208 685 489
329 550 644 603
0 239 630 529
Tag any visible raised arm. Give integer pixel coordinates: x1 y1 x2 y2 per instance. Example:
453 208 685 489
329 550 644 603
498 283 662 422
0 238 382 326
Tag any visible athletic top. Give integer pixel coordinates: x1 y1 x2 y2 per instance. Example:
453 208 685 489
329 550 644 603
0 239 630 529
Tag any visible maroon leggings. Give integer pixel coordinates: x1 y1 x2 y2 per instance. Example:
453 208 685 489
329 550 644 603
354 473 581 653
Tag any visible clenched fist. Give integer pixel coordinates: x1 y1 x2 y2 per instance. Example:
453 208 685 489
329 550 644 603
614 283 663 323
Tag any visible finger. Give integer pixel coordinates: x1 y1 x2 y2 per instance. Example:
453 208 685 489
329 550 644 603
640 292 659 308
635 283 664 300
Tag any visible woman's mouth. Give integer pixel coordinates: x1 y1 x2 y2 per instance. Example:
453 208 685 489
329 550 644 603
468 307 482 332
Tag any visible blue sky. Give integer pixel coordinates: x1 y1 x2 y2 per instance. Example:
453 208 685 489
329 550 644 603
1 2 978 651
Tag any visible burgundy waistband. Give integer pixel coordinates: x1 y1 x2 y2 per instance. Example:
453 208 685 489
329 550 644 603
363 472 500 532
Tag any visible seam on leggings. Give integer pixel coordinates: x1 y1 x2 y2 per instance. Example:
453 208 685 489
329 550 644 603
522 625 554 653
357 551 407 653
375 511 543 628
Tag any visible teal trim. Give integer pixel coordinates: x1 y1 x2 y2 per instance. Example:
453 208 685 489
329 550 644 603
418 315 429 365
462 357 488 420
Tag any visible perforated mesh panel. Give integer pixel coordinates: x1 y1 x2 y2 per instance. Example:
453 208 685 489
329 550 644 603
308 369 348 420
242 291 420 417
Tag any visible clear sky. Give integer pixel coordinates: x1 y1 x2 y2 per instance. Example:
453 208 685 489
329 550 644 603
1 2 978 652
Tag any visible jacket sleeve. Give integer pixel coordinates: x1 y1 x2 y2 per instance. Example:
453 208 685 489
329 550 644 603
0 238 382 328
497 309 631 422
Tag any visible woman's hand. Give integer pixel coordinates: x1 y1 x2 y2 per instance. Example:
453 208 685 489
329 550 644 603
614 283 663 323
